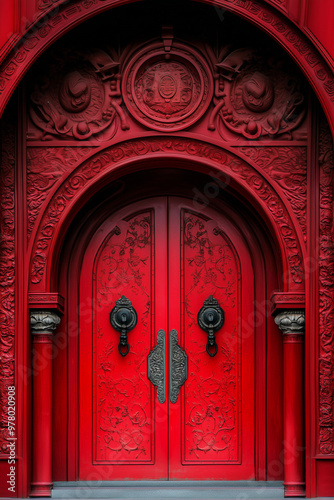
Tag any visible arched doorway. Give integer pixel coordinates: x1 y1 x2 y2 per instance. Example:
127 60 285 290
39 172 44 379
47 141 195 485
3 0 334 497
54 167 282 483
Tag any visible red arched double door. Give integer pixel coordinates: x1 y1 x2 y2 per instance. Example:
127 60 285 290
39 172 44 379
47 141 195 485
77 196 256 480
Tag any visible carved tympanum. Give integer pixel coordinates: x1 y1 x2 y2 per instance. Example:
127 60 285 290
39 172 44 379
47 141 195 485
123 41 213 131
29 49 129 140
209 48 305 139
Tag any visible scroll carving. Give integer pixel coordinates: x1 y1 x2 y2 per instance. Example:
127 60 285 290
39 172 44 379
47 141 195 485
209 48 305 139
147 330 166 404
0 119 15 455
30 139 304 289
27 147 93 237
29 48 129 140
318 118 334 454
238 147 307 237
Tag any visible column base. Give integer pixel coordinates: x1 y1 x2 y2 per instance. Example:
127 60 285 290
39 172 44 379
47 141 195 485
284 482 306 497
30 482 53 497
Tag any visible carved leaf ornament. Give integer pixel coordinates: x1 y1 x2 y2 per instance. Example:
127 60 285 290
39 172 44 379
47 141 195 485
210 48 305 139
29 49 129 140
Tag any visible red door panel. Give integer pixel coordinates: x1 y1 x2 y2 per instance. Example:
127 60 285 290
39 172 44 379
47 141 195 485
79 196 255 480
168 198 255 479
79 198 168 479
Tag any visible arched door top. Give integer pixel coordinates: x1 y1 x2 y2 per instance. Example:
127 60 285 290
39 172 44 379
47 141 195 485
27 137 305 293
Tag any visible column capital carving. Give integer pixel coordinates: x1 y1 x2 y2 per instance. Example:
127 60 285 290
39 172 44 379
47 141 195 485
30 310 61 336
274 310 305 334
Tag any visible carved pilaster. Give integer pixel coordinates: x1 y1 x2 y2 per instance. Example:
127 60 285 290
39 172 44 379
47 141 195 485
274 309 305 497
30 310 61 497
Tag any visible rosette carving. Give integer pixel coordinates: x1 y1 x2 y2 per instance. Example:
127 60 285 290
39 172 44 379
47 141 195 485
209 48 305 139
123 40 213 131
29 49 129 140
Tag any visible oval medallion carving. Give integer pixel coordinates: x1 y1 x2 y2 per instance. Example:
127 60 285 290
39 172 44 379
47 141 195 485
123 42 213 131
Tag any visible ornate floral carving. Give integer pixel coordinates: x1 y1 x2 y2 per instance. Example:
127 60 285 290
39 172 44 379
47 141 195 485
274 310 305 334
94 212 153 461
318 118 334 454
30 139 304 290
123 41 213 131
170 330 188 404
182 211 240 462
238 147 307 237
27 146 94 237
147 330 166 404
0 119 15 455
209 48 305 139
28 48 128 140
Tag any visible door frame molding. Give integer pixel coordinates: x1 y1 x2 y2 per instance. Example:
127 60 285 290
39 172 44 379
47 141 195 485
27 139 305 495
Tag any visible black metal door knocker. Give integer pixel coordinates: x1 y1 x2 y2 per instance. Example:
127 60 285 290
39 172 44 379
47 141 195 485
197 295 224 357
110 296 137 356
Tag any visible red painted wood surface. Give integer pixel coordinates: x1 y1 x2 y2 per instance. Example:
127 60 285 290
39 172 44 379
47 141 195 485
1 0 334 496
78 197 255 480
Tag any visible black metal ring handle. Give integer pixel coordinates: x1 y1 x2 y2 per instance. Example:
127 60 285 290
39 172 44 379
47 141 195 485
110 296 137 356
197 295 224 357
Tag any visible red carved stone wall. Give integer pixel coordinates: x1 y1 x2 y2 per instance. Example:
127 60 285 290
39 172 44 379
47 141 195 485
0 108 15 459
318 117 334 456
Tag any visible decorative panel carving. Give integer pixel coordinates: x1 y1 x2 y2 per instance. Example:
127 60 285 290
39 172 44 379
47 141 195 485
318 119 334 454
93 212 154 462
28 49 128 140
181 211 240 462
26 33 308 142
27 146 94 237
238 147 307 237
0 120 15 455
30 139 304 289
209 48 305 139
1 0 334 136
